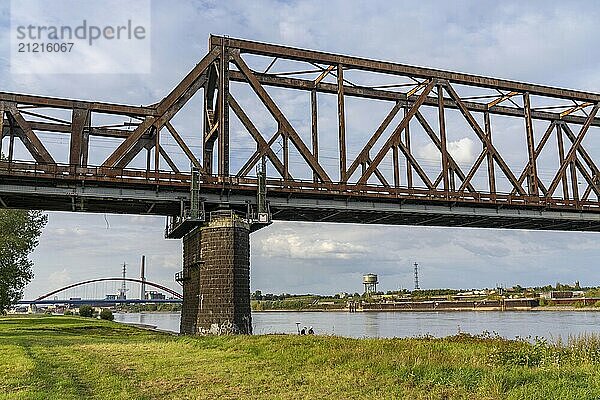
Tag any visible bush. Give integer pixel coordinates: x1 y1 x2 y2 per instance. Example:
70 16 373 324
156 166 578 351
79 305 93 317
63 310 72 316
99 308 114 321
538 298 546 306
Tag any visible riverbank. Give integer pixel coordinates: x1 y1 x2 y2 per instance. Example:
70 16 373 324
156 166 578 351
2 316 600 399
253 305 600 312
534 305 600 311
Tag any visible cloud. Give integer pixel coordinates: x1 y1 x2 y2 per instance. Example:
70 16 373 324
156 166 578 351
148 254 181 272
47 268 71 289
255 233 368 260
448 138 476 164
417 137 476 165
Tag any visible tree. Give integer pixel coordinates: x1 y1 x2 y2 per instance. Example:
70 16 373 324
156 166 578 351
251 290 263 300
79 305 93 317
99 308 114 321
0 210 47 313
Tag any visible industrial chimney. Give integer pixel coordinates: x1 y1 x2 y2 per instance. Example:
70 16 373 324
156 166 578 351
140 255 146 300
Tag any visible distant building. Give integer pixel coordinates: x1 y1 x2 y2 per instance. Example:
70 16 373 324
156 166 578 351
541 291 574 300
145 291 166 300
8 306 29 314
551 291 573 299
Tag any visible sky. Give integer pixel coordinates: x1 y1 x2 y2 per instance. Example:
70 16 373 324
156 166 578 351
1 0 600 299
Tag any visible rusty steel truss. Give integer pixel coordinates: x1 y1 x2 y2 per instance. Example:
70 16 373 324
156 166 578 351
2 35 600 231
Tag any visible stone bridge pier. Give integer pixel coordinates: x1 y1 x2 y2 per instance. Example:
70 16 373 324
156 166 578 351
180 211 252 335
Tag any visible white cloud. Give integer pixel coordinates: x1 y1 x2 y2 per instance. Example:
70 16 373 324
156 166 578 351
148 254 181 272
255 232 368 260
448 138 476 164
417 137 475 165
47 268 71 289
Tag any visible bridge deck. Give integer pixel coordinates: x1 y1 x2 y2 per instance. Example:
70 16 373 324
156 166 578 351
1 161 599 232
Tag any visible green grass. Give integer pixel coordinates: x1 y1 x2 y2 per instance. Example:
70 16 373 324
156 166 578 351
2 316 600 399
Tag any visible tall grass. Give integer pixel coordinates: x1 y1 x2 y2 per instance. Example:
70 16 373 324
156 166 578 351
487 332 600 368
2 316 600 399
551 333 600 364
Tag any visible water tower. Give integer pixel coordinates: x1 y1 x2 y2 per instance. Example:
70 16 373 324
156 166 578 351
363 274 378 294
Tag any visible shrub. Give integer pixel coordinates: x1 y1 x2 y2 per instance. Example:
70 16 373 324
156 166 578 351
539 298 546 306
64 310 73 316
99 308 114 321
79 305 93 317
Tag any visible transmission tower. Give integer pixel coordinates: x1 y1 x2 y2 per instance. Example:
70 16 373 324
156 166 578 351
413 262 420 290
118 262 129 300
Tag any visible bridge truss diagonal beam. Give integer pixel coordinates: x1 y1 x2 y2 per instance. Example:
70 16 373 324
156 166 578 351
357 79 435 186
230 50 331 183
5 102 55 164
102 47 220 168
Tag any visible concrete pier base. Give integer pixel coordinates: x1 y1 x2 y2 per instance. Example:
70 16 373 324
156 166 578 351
180 211 251 335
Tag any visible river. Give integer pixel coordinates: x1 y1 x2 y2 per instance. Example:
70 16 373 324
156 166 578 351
113 310 600 340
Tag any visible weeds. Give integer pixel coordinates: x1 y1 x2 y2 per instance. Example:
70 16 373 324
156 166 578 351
2 316 600 399
489 333 600 368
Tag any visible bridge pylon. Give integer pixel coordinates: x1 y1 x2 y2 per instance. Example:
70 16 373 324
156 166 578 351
179 210 252 334
173 164 270 335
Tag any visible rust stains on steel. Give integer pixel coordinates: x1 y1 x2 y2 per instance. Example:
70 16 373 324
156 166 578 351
210 36 600 103
2 36 600 224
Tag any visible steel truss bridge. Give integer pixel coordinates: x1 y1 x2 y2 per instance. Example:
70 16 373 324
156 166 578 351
2 36 600 231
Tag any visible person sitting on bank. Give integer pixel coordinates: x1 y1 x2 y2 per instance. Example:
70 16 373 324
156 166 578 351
308 326 314 335
300 327 306 335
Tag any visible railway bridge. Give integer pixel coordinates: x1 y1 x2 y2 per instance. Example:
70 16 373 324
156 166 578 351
2 36 600 334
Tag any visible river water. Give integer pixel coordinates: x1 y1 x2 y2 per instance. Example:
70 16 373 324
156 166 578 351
113 310 600 340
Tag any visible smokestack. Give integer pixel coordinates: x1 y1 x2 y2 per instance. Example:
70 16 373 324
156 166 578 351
140 255 146 300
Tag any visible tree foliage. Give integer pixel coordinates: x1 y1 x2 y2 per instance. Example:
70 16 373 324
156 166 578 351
79 305 93 317
0 210 47 313
99 308 114 321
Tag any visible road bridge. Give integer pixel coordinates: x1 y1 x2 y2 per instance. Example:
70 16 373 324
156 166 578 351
33 277 182 301
3 36 600 334
18 299 182 306
18 277 182 308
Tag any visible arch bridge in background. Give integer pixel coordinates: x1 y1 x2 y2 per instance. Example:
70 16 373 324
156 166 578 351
34 277 182 301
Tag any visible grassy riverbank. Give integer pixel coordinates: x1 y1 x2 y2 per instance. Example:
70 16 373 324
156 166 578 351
2 316 600 399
